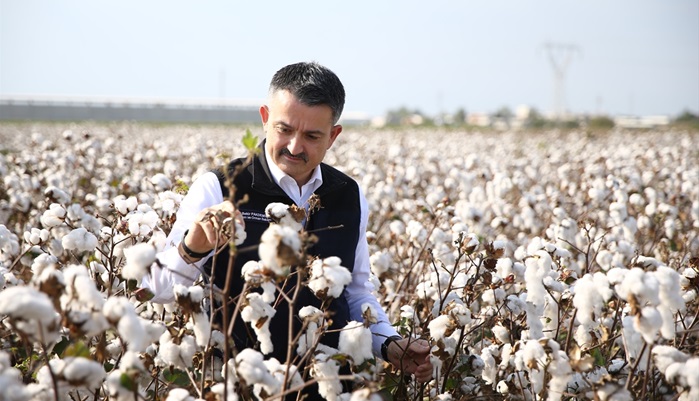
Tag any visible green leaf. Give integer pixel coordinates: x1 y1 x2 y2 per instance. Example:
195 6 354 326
174 179 189 195
64 341 91 358
242 129 259 152
126 279 138 291
591 347 606 366
53 336 71 357
134 287 155 302
14 353 40 374
163 368 191 387
120 373 137 391
445 377 460 390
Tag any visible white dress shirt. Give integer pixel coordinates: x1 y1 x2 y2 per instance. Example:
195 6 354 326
142 152 399 357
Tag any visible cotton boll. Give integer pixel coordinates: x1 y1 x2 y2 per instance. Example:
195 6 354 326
150 173 172 191
258 224 302 277
312 353 343 401
61 266 109 332
652 345 689 375
122 243 156 281
400 305 416 321
114 195 138 215
480 345 499 385
156 190 182 217
407 220 428 244
23 227 49 246
505 294 526 316
119 312 148 352
166 388 195 401
428 315 452 343
0 286 58 332
655 266 685 312
0 360 31 400
308 257 352 299
62 227 98 253
235 349 277 390
637 215 652 231
44 186 71 204
634 307 662 344
573 273 610 327
360 303 378 325
40 203 67 228
595 382 633 401
492 324 510 344
241 293 276 355
389 220 406 236
524 251 552 339
348 388 383 401
191 311 211 348
574 324 594 350
369 250 392 277
339 321 373 365
31 253 58 276
496 257 514 278
265 202 303 231
367 273 381 296
622 316 647 368
496 380 509 394
61 357 106 390
261 358 303 398
156 331 195 369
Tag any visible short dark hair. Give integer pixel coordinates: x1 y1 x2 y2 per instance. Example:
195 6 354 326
269 62 345 124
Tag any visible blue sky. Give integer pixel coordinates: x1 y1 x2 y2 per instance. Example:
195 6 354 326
1 1 697 118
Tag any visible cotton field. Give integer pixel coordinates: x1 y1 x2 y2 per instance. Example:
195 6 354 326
0 122 698 401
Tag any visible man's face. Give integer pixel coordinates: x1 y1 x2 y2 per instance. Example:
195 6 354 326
261 90 342 186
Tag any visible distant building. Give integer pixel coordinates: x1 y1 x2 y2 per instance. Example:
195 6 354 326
466 113 491 127
0 95 372 126
614 115 670 129
0 95 262 124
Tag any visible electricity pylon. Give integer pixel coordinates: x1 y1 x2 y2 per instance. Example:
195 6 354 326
544 43 580 120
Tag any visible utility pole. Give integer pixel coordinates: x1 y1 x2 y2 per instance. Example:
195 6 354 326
544 42 580 120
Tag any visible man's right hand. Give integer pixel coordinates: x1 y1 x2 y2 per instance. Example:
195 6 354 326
184 200 243 254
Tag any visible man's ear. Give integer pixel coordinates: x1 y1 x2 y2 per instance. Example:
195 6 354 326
259 105 270 125
328 124 342 148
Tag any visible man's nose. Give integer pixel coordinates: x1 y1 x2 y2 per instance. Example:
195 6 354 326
287 135 303 155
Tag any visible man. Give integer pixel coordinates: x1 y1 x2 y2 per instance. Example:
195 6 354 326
143 62 433 396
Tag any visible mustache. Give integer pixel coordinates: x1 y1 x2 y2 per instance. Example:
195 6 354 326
279 148 308 163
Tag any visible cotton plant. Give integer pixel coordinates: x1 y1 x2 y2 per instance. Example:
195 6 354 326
296 305 326 357
0 350 31 401
32 357 106 401
60 264 110 337
652 345 699 401
1 124 699 400
174 284 211 347
103 350 148 401
0 285 61 344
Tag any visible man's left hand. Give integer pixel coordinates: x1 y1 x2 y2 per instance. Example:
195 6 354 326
386 337 433 383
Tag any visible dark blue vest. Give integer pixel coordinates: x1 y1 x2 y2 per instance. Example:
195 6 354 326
206 145 361 391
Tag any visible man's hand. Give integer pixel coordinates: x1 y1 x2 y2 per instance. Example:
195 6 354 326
386 337 433 383
185 200 243 254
